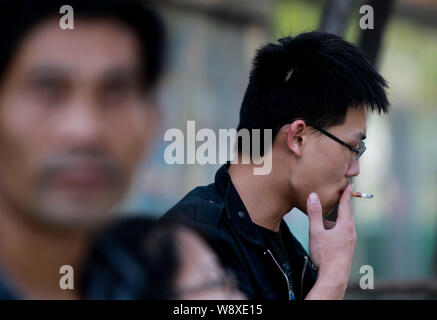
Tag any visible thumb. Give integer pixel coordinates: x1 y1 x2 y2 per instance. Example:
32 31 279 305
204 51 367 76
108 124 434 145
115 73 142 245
307 193 323 233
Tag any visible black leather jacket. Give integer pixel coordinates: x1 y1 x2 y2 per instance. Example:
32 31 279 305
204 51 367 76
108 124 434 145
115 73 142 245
161 164 318 300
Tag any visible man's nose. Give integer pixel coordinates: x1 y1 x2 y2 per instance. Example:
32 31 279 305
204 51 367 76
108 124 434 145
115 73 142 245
346 158 360 177
58 102 104 148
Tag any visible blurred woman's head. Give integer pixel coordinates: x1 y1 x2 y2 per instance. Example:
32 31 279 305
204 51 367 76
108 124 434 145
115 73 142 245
144 223 245 300
81 217 245 300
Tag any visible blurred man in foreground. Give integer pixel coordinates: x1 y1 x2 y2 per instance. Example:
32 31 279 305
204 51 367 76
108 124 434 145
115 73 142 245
0 0 165 299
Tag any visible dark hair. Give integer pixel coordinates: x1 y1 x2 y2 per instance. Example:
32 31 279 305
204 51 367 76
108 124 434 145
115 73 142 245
237 31 389 154
81 217 185 300
0 0 166 91
140 222 183 300
80 216 159 299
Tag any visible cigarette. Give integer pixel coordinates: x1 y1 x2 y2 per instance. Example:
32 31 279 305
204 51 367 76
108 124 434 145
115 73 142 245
352 191 373 199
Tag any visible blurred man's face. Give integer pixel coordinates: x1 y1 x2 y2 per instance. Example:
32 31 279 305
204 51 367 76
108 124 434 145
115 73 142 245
0 18 156 229
292 106 366 216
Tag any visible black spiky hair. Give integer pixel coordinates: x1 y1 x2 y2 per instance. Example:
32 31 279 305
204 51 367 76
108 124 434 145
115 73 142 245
237 31 390 153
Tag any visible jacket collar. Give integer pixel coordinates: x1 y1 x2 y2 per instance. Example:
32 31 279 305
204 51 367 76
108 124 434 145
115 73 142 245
214 163 303 250
214 164 311 254
214 163 266 248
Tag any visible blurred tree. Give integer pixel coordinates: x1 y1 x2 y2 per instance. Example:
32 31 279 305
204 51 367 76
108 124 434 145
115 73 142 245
319 0 355 35
358 0 395 66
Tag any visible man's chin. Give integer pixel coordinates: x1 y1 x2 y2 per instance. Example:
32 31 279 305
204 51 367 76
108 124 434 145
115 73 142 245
32 200 118 231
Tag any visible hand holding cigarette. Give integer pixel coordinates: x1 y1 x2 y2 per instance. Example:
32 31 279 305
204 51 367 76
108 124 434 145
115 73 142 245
305 184 357 299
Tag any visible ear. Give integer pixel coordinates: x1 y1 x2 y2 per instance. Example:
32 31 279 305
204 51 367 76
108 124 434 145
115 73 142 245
286 120 307 158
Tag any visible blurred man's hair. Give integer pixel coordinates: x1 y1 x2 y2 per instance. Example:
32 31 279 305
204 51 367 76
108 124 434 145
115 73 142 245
81 218 186 300
0 0 166 91
236 31 390 154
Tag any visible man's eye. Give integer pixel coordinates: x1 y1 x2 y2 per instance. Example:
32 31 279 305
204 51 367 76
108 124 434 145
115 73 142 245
32 79 65 103
100 81 138 106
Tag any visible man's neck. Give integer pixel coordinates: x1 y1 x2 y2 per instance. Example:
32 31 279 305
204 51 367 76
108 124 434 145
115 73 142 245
228 163 294 232
0 199 90 299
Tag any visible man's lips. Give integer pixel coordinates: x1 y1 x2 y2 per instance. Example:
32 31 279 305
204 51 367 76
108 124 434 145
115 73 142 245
48 167 111 190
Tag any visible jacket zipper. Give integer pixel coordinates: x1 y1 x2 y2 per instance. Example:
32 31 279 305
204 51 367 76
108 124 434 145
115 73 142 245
264 249 291 300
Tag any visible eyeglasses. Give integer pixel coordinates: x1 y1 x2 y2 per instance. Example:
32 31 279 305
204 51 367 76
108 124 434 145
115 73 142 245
306 121 366 160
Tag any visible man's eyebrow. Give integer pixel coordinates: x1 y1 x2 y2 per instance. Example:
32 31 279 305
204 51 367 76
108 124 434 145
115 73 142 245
28 65 70 79
101 66 142 82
